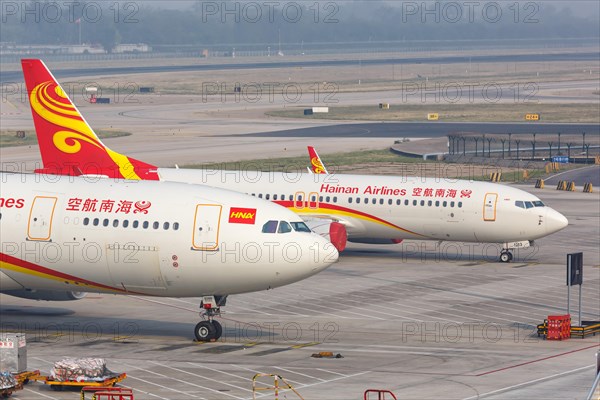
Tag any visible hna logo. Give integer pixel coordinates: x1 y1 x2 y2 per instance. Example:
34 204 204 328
229 207 257 224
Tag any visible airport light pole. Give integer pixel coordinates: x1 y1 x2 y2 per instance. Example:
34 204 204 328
584 144 590 164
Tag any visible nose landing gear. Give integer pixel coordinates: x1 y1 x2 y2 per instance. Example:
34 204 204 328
499 251 513 263
194 295 227 342
499 240 532 263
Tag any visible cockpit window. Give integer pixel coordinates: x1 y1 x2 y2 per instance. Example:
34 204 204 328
263 220 303 234
262 220 278 233
291 221 311 232
278 221 292 233
516 200 544 209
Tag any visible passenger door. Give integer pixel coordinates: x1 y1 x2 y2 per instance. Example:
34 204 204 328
27 196 57 241
192 204 222 251
483 193 498 222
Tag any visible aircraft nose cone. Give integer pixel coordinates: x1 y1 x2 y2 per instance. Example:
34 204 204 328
546 208 568 234
278 235 339 284
314 235 339 271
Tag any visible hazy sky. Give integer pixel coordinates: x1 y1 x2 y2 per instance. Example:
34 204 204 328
151 0 599 17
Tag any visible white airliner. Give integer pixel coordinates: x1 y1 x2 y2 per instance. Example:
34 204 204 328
0 172 338 341
20 59 569 262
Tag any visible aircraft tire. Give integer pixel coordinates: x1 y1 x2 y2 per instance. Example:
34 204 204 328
195 321 216 342
212 320 223 340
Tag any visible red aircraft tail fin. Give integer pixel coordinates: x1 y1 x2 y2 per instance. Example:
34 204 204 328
21 59 158 180
307 146 328 174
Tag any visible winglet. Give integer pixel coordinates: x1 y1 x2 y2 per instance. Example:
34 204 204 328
307 146 328 174
21 59 158 180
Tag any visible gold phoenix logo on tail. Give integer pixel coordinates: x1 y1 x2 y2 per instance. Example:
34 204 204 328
311 156 326 174
30 81 143 180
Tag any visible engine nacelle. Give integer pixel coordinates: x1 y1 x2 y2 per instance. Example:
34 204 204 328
2 289 87 301
303 218 347 252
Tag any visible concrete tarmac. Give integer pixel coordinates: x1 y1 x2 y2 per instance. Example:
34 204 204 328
2 186 598 399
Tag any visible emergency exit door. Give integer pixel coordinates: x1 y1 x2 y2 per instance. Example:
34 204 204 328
27 196 58 240
483 193 498 222
192 204 222 250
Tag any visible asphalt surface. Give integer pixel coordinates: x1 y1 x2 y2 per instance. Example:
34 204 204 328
1 51 599 83
242 122 600 138
545 165 600 187
2 187 598 399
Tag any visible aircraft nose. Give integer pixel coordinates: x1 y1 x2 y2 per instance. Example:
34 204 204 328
311 234 339 273
273 234 338 288
546 208 568 234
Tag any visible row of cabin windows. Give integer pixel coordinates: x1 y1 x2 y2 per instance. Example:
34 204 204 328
348 197 463 208
250 193 462 208
82 217 180 231
252 193 339 203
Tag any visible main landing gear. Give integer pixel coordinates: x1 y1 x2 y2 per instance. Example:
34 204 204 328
194 295 227 342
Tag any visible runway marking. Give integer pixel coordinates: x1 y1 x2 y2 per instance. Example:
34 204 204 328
115 361 217 399
290 283 433 321
229 364 268 378
271 371 371 399
188 363 255 382
475 344 600 376
196 344 247 354
241 293 359 319
462 364 595 400
377 274 591 324
246 370 371 400
112 374 207 400
149 361 253 394
248 347 292 357
119 384 171 400
228 302 300 316
228 290 353 319
362 289 472 323
121 375 199 400
291 341 320 349
23 387 59 399
316 368 349 377
231 364 303 385
274 366 327 382
239 302 309 316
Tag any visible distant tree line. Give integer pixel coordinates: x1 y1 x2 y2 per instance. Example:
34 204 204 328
1 1 598 52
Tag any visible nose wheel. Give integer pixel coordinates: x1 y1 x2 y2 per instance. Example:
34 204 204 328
499 241 531 263
194 320 223 342
499 251 513 263
194 295 227 342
